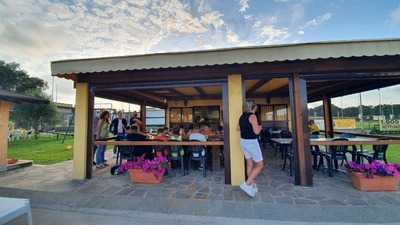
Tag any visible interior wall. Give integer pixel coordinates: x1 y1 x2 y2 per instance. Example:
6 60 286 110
166 97 291 130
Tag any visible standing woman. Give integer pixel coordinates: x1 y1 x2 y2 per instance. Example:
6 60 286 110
239 102 263 198
96 110 110 168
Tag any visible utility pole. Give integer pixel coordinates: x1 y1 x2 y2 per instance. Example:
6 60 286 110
379 89 383 131
51 76 55 102
359 93 363 131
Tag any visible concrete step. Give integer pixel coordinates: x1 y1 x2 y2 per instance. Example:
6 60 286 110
1 187 399 224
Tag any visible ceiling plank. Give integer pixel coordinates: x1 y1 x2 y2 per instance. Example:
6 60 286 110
168 88 187 97
246 79 271 95
194 87 206 95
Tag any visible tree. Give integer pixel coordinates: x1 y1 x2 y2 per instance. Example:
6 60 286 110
0 60 58 134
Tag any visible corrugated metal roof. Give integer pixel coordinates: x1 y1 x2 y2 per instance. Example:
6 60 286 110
0 89 49 104
51 39 400 76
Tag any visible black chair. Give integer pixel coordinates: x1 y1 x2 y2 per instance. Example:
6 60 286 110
282 143 294 176
169 145 186 175
320 138 352 177
116 145 135 166
359 143 389 164
310 145 323 170
187 141 207 177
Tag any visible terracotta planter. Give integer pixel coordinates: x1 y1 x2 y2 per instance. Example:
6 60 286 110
7 159 18 164
349 172 399 192
128 169 163 184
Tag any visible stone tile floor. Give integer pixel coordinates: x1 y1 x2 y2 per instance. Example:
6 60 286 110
1 148 400 207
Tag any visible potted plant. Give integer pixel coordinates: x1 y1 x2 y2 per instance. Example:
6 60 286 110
346 161 400 192
119 155 169 184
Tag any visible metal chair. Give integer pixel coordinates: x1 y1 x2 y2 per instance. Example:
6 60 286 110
187 141 207 177
320 138 351 177
169 145 186 175
359 143 389 163
282 142 294 176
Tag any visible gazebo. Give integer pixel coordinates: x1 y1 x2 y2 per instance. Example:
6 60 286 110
51 39 400 186
0 89 48 171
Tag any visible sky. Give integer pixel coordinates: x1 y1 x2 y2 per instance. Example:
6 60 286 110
1 0 400 110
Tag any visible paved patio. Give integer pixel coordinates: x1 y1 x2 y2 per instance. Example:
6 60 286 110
1 147 400 223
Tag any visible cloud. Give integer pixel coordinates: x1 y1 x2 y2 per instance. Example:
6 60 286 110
390 5 400 25
201 11 224 29
0 0 228 103
239 0 250 13
260 25 290 44
301 12 333 29
274 0 290 2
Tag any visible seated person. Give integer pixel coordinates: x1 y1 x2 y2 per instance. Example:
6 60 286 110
189 125 207 142
308 120 320 136
125 126 153 159
200 124 213 137
154 127 169 141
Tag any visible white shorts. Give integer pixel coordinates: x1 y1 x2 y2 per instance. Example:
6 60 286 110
240 138 263 162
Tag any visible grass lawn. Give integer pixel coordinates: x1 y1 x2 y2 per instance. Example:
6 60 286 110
8 136 73 165
386 145 400 163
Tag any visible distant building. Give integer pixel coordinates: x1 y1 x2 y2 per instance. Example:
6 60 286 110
54 103 74 128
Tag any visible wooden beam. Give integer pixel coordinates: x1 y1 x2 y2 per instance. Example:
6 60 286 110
168 88 187 97
222 82 231 185
96 91 167 109
289 73 313 186
166 94 221 100
246 79 270 95
76 56 400 84
308 81 349 96
140 102 146 128
322 96 334 138
85 85 94 179
194 87 206 95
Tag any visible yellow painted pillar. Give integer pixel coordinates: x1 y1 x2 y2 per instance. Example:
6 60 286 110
0 100 11 171
228 74 245 185
73 83 89 179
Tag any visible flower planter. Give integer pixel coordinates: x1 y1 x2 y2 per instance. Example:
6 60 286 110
349 172 399 192
128 169 163 184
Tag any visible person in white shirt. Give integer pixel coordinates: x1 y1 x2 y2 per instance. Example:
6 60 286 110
189 126 207 142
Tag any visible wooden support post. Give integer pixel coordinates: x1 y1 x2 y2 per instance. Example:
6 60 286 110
226 74 245 186
0 100 11 171
85 86 95 179
222 83 231 184
323 96 334 138
140 102 146 128
73 83 89 180
289 73 313 186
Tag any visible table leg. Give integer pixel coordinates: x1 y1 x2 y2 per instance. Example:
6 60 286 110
211 146 221 171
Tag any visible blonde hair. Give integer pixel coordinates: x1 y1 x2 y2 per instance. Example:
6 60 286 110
244 101 257 112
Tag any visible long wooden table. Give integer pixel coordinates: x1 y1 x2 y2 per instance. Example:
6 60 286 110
95 140 224 171
95 140 224 146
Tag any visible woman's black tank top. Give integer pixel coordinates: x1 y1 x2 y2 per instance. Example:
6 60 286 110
239 112 257 139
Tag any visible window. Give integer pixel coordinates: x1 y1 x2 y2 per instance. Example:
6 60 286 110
182 108 193 123
260 105 274 121
169 108 182 123
146 107 165 127
260 104 288 122
275 105 288 121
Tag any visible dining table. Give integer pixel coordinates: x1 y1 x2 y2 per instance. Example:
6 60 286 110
95 139 225 171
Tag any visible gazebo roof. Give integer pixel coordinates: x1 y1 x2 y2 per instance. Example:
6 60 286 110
51 38 400 76
0 89 49 104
